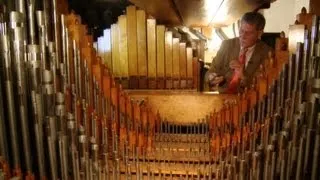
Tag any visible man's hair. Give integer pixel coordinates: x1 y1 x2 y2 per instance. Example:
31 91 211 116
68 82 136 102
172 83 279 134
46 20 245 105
241 12 266 30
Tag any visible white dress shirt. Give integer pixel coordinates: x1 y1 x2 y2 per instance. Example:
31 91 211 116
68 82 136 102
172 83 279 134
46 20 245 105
241 44 256 68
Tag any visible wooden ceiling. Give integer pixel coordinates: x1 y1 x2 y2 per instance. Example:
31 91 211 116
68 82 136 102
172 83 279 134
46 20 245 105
129 0 275 27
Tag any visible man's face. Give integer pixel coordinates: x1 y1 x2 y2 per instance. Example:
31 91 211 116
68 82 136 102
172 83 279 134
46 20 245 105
239 21 263 48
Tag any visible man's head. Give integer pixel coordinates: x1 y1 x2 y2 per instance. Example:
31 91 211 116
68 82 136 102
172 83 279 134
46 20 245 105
239 12 265 48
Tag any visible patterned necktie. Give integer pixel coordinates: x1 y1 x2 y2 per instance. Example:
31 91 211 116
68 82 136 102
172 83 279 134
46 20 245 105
226 48 248 93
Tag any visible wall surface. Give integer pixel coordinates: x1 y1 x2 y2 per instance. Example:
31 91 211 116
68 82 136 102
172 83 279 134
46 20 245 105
263 0 310 34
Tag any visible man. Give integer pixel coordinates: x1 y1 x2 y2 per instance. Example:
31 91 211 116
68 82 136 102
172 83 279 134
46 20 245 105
204 12 272 93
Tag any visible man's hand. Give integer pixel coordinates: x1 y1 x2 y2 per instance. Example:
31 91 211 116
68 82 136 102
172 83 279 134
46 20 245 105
207 73 224 86
229 60 244 78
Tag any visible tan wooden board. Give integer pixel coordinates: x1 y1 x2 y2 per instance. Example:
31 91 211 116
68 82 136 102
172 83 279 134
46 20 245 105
186 47 193 78
165 31 173 78
147 19 157 78
111 24 120 77
172 38 180 78
137 10 147 76
118 15 129 77
127 6 138 76
156 25 165 77
179 43 187 78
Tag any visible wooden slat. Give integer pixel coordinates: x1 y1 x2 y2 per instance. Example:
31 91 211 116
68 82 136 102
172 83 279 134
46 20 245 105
156 25 165 77
186 47 193 88
179 43 187 78
165 31 173 78
156 25 165 88
192 57 199 89
103 29 112 70
172 38 180 78
137 10 147 77
111 24 120 77
165 31 173 89
147 19 157 78
118 15 129 78
186 47 193 78
127 6 138 77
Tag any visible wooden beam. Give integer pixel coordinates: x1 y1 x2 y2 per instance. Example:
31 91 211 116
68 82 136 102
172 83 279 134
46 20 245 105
156 25 165 89
137 10 148 88
127 6 139 88
186 47 193 88
165 31 173 89
172 38 180 88
179 42 187 88
147 19 157 88
118 15 129 86
111 24 120 77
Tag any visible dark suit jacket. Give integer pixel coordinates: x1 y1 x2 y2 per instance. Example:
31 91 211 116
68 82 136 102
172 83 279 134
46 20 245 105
204 37 272 92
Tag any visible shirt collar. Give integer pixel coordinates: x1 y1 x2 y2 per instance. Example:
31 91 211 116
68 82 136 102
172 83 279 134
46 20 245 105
241 44 256 52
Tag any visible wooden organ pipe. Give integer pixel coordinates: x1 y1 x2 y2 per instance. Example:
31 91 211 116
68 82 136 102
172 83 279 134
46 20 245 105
96 5 201 90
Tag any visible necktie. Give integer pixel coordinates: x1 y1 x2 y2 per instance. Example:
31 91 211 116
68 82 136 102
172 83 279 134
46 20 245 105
226 48 248 93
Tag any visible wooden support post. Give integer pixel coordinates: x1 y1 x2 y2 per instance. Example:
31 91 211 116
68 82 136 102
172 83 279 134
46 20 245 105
157 25 165 89
137 10 148 89
179 42 187 88
172 38 180 89
165 31 173 89
118 15 129 88
111 24 121 82
147 19 157 89
186 47 193 89
127 6 139 89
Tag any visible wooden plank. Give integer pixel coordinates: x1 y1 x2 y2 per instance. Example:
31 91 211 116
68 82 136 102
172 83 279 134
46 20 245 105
127 6 139 88
165 31 173 89
172 38 180 88
192 57 199 90
186 47 193 78
172 38 180 78
103 29 112 72
179 43 187 77
179 42 187 88
186 47 193 88
111 24 120 77
156 25 165 89
118 15 129 87
136 10 148 89
147 19 157 88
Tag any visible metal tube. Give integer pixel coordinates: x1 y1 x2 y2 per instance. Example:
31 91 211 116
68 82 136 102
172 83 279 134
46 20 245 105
10 11 33 174
0 21 11 169
52 0 62 70
27 0 36 44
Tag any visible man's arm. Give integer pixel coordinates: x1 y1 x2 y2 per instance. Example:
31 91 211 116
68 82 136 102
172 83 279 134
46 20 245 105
204 40 228 89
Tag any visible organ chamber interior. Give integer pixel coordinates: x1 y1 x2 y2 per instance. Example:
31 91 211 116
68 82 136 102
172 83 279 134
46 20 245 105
0 0 319 179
